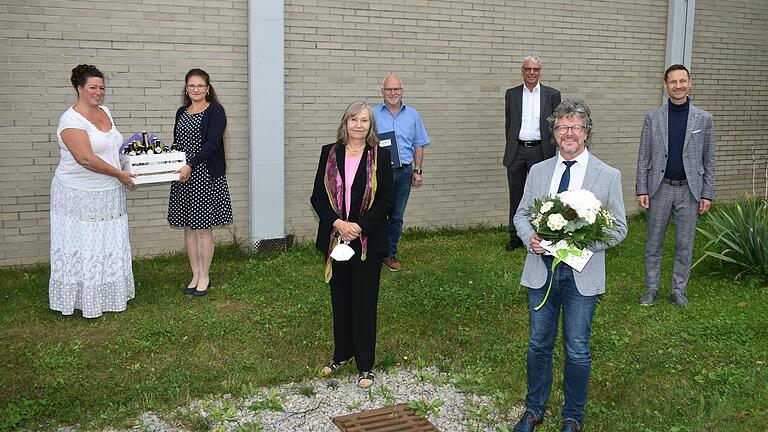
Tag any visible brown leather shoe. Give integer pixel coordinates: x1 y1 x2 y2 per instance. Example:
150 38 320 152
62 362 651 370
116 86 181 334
383 256 402 272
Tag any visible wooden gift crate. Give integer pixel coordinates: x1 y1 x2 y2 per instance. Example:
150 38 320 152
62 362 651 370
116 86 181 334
120 151 186 185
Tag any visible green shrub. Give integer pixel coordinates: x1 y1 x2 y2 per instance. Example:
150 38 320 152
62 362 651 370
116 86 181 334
695 196 768 282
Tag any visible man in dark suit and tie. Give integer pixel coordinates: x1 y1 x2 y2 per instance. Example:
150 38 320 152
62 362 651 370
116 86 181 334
512 99 627 432
636 64 717 307
504 54 562 250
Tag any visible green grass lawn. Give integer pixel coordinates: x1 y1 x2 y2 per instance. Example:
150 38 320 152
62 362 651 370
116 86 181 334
1 216 767 431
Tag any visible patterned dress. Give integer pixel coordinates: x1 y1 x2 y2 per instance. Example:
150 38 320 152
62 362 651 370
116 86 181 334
167 109 233 229
50 106 134 318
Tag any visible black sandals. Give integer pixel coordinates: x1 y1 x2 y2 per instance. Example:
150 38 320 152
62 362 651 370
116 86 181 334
357 371 375 388
322 357 353 376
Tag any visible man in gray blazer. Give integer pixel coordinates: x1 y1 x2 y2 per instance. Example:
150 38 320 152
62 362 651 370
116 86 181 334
504 54 561 251
636 64 716 307
512 100 627 432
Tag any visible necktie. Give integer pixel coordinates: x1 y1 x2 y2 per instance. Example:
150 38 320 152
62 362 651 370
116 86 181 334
557 161 576 193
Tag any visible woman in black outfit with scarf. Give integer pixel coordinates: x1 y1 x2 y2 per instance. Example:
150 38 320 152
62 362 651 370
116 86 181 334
310 101 393 388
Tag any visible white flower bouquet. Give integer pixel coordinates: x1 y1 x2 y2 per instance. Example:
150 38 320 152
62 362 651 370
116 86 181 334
527 189 617 309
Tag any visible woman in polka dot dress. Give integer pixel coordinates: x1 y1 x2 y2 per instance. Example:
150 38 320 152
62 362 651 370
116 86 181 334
168 68 233 297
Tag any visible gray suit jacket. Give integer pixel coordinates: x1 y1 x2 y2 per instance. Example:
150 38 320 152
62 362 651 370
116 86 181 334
635 101 717 201
503 84 561 167
513 154 628 296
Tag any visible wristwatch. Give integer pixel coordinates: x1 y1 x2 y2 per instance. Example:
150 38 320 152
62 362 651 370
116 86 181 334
413 168 423 175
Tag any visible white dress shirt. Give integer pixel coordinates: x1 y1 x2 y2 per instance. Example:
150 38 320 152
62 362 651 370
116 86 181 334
548 150 590 195
518 82 541 141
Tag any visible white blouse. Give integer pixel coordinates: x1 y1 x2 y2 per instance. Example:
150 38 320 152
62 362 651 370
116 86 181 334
54 106 123 190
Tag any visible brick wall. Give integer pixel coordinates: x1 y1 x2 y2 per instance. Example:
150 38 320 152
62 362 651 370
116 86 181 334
2 0 766 265
692 0 768 201
0 0 250 265
284 0 670 242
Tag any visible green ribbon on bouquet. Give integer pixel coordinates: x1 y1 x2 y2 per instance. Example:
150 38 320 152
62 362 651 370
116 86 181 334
534 243 583 311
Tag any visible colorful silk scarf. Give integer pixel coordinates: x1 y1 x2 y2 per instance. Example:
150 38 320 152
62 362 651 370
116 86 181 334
323 142 378 283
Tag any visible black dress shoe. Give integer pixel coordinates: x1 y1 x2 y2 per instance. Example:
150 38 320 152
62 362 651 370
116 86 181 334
193 282 211 297
512 411 543 432
183 286 196 295
561 419 581 432
506 238 524 251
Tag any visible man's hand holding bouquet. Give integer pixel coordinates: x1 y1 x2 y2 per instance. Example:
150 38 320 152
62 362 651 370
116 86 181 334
526 189 617 310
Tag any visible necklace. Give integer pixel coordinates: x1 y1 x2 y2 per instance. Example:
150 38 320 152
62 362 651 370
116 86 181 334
346 143 365 152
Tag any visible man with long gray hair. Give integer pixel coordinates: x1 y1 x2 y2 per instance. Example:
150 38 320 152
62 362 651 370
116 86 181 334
512 99 627 432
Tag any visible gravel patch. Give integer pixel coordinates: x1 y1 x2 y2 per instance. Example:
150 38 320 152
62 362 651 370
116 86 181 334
95 367 523 431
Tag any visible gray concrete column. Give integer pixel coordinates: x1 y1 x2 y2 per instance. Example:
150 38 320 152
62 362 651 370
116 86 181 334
248 0 286 249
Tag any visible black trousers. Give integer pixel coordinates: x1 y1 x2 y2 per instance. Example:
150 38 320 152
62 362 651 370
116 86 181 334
329 252 384 372
507 144 546 241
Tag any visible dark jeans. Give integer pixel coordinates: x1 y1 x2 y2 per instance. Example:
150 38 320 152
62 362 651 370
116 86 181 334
387 165 413 256
525 256 598 423
329 252 384 372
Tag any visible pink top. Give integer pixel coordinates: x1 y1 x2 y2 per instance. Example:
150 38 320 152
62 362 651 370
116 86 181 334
344 152 363 218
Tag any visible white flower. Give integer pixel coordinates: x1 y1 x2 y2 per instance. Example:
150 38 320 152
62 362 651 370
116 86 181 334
540 201 554 213
584 211 597 224
547 213 568 231
532 214 543 229
601 209 615 227
559 189 602 219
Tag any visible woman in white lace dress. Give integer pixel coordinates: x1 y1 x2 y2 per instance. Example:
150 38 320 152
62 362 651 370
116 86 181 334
49 64 136 318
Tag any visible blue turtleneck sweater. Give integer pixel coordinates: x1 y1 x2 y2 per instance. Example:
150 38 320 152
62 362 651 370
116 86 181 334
665 98 689 180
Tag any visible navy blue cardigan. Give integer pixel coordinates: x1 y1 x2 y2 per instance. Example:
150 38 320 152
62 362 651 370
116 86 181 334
174 103 227 177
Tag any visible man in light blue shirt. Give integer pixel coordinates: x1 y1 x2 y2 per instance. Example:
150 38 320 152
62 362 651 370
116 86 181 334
375 75 430 272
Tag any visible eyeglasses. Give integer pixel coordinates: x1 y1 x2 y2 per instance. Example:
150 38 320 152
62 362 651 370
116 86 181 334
382 87 403 93
186 84 208 90
554 125 586 134
521 67 541 73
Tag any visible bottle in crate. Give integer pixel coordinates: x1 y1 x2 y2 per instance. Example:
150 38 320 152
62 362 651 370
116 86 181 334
132 139 142 155
152 138 164 154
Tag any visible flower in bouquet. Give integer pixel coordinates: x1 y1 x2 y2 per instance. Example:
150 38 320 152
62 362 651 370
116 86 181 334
546 213 568 231
526 189 617 310
527 189 615 250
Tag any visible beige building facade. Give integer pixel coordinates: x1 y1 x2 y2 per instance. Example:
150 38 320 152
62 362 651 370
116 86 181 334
1 0 766 266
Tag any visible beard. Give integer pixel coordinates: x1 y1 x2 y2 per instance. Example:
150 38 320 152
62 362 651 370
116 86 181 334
385 96 401 106
558 140 583 155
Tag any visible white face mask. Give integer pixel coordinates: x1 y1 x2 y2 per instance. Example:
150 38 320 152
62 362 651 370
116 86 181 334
330 241 355 261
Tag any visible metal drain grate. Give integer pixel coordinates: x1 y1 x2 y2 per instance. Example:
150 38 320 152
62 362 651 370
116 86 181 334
332 403 440 431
